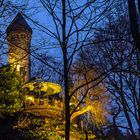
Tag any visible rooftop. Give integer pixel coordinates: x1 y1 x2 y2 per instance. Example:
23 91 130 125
6 13 32 35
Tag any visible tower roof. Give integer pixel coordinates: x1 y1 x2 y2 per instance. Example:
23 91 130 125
6 13 32 35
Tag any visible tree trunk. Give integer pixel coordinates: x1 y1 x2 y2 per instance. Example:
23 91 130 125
85 130 88 140
62 0 70 139
138 0 140 16
136 50 140 138
128 1 140 138
128 0 140 52
120 63 138 139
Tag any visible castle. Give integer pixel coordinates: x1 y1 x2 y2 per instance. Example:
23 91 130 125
6 13 31 82
6 13 63 118
4 13 94 139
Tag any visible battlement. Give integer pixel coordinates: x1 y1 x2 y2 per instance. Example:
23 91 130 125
25 98 63 117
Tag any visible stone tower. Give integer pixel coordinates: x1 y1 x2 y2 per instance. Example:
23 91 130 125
6 13 32 82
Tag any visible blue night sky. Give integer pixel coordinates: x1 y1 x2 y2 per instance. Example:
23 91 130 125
0 0 138 134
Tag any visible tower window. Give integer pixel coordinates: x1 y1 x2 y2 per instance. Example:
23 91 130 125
16 64 20 71
16 65 26 75
20 67 25 75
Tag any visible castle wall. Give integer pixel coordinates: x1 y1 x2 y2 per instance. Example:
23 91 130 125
7 30 31 82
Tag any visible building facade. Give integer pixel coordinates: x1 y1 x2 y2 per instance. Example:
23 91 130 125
6 13 32 82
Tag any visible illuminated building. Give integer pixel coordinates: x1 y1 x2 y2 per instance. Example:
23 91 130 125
6 13 32 82
6 13 62 117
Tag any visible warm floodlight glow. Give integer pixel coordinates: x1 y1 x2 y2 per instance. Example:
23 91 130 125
23 79 62 95
16 64 20 71
25 96 34 102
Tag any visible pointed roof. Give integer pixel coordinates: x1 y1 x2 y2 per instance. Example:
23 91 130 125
6 13 32 35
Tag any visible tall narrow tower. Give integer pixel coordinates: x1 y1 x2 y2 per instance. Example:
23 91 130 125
6 13 32 82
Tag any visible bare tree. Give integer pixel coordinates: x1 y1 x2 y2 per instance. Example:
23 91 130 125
78 10 140 139
27 0 112 139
